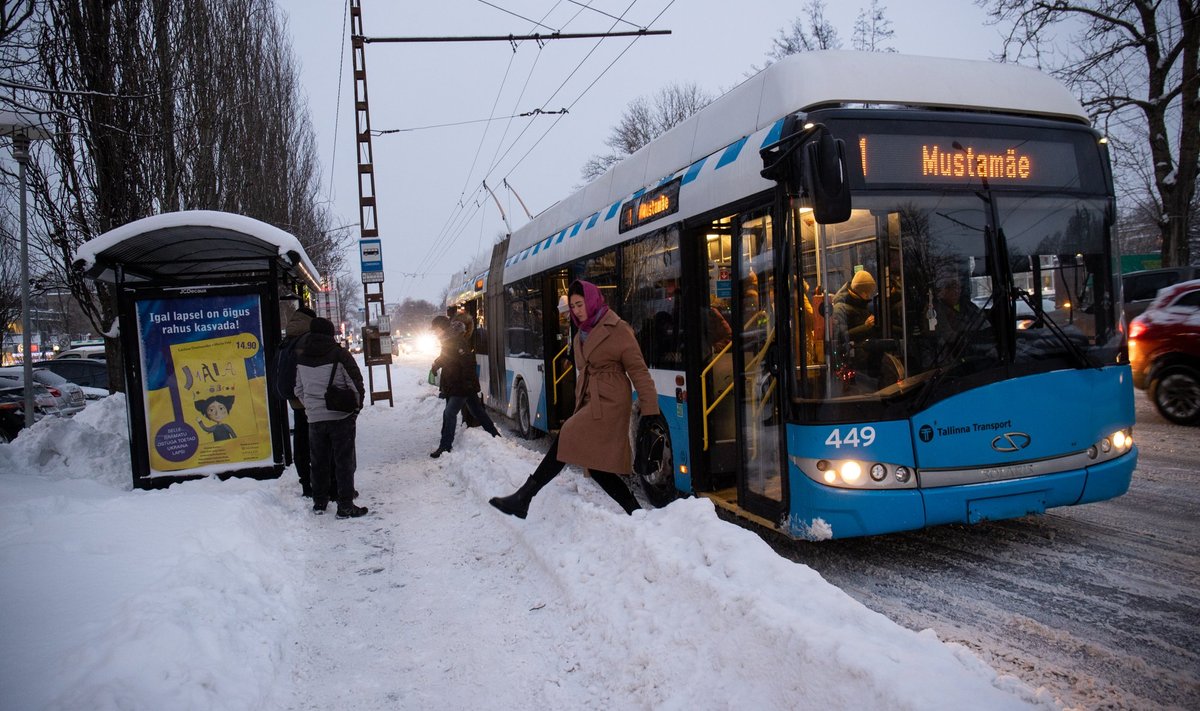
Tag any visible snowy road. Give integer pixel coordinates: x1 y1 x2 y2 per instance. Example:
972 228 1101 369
764 395 1200 710
345 354 1199 710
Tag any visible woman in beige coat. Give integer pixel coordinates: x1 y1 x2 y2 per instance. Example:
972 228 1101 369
489 280 660 518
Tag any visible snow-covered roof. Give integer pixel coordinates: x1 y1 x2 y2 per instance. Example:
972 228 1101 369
75 210 322 291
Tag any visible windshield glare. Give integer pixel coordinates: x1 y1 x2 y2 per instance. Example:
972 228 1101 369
790 194 1119 413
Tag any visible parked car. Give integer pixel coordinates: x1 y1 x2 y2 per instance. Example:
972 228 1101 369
0 367 87 416
52 344 107 360
1128 278 1200 425
0 376 61 443
34 358 110 391
1122 266 1200 323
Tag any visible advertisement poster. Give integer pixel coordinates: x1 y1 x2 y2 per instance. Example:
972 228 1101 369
135 293 273 475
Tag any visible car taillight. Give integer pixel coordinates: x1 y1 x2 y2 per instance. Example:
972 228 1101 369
1128 319 1146 340
47 387 62 397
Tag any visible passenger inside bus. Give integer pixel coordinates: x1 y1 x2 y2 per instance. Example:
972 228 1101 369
830 269 878 384
931 274 983 348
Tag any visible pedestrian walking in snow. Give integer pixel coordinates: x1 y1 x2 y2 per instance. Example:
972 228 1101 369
294 317 368 518
489 279 659 518
429 313 500 458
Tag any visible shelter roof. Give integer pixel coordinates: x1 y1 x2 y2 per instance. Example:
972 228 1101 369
75 211 322 291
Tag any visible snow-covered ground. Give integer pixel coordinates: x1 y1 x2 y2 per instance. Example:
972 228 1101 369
2 354 1072 710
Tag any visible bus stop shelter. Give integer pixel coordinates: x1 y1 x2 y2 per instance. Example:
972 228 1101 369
75 210 322 490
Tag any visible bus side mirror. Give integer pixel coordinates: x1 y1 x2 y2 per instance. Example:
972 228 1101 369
800 131 851 224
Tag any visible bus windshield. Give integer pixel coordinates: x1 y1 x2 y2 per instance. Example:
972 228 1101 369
789 192 1120 418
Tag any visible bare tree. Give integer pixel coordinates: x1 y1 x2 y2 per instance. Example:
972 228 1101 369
853 0 896 52
0 0 34 44
769 0 843 62
0 0 354 387
979 0 1199 267
581 82 713 181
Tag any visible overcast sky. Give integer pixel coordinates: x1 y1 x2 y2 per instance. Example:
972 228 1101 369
277 1 1007 307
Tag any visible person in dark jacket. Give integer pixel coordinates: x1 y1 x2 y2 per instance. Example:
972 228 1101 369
294 317 368 518
429 313 500 458
276 306 315 497
489 279 659 519
831 269 877 372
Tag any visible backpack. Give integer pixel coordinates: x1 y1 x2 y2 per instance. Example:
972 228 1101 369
273 334 305 402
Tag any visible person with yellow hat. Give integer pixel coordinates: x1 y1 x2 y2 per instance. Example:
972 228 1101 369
831 269 878 375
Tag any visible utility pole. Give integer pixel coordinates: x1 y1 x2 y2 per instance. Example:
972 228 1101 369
350 0 393 407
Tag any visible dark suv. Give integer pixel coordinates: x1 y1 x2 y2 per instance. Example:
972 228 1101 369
1122 266 1200 322
1128 278 1200 425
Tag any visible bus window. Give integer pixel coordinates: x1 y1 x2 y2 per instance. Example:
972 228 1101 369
505 279 543 358
621 227 683 369
573 249 619 313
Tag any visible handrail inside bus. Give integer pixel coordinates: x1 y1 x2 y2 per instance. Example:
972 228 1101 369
700 342 735 451
551 342 573 405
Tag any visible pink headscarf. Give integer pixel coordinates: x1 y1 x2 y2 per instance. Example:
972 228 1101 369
568 279 609 333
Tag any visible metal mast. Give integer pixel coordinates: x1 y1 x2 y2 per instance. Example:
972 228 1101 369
350 0 393 406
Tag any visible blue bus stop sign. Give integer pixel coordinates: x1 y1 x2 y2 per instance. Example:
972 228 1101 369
360 238 383 284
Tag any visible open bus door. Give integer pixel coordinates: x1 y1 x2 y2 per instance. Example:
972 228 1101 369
686 209 787 526
543 269 575 429
731 210 788 523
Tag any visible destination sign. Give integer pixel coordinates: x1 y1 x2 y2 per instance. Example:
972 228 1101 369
854 133 1085 189
619 178 680 233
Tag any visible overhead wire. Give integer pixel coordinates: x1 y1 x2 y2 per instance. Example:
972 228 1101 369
404 2 571 290
404 1 677 300
501 0 676 182
422 0 637 269
327 0 349 205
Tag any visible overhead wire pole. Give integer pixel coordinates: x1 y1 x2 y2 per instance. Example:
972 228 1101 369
349 0 393 407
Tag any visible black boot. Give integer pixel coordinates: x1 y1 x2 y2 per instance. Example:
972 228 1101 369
490 439 565 518
488 477 543 519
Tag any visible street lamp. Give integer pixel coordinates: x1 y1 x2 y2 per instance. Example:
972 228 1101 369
2 111 52 428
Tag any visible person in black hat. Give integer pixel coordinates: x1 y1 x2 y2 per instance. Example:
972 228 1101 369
294 316 369 518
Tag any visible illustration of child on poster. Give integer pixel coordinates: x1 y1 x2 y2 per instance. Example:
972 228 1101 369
136 293 274 475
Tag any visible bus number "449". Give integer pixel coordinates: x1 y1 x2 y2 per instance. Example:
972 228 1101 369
825 426 876 448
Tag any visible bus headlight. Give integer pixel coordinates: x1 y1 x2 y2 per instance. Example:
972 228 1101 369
791 457 918 489
1090 429 1132 462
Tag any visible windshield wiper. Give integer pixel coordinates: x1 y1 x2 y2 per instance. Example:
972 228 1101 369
1014 289 1101 369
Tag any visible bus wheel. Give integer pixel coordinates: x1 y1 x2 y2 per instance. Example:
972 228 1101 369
1151 365 1200 425
515 381 536 439
636 418 677 507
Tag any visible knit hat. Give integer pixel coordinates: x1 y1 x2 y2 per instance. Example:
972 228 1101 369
310 317 335 336
297 306 317 318
850 270 877 299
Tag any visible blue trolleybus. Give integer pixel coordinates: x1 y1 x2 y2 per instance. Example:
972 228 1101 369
447 51 1137 539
